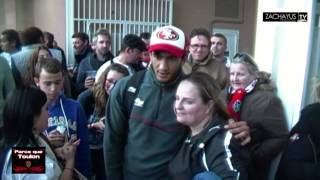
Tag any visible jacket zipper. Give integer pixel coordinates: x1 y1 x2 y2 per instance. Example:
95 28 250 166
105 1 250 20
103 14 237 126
155 87 163 120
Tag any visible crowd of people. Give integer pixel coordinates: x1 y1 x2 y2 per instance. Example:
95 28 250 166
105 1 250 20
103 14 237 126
0 24 317 180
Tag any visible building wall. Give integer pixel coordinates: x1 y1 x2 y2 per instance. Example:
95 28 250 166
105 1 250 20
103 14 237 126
0 0 17 30
1 0 256 59
33 0 66 51
0 0 5 31
173 0 213 34
0 0 66 51
16 0 34 30
173 0 258 55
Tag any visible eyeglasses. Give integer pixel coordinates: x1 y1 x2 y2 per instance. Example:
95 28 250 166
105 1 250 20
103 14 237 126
190 44 209 49
106 79 117 84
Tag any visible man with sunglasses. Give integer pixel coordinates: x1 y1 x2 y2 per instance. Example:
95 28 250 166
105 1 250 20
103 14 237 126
183 28 229 89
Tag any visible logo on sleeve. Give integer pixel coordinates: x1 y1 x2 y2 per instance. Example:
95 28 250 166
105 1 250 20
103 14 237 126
134 98 144 107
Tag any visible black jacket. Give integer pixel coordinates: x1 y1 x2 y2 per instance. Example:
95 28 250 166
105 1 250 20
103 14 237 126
276 103 320 180
168 114 241 180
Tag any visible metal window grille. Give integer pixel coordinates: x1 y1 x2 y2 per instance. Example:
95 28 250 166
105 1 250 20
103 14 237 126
66 0 173 64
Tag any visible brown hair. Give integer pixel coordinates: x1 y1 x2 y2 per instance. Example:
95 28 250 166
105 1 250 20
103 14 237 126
181 71 229 119
211 33 227 46
91 64 129 116
34 57 63 78
190 28 211 42
25 46 52 86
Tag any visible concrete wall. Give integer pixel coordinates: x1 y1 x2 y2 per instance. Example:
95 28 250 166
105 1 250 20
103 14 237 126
1 0 256 57
173 0 258 55
16 0 34 30
33 0 66 51
0 0 66 51
0 0 17 30
0 0 5 31
173 0 213 34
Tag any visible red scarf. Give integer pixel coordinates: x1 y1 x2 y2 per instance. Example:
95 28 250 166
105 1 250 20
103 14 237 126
227 88 246 121
227 79 258 121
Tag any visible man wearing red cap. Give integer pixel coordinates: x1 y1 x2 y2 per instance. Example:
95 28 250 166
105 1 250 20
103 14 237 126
103 25 250 180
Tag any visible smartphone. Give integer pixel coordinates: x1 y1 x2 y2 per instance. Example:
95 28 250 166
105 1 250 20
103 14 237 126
56 125 66 135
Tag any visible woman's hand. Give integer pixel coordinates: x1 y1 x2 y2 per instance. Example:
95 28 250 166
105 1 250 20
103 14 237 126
59 138 80 180
62 137 80 162
90 121 105 131
88 117 105 131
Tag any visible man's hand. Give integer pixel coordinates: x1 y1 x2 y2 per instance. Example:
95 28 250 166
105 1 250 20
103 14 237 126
47 130 65 147
224 119 251 146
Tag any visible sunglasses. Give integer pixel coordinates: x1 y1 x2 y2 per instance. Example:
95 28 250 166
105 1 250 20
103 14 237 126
232 53 259 70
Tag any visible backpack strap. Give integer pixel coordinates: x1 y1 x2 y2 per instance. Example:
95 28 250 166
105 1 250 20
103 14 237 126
123 70 147 119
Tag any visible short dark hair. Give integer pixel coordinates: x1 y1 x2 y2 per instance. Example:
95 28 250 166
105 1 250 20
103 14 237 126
120 34 147 52
20 26 44 46
72 32 89 42
212 33 227 45
1 29 21 49
94 29 111 40
140 32 151 40
35 57 63 78
3 86 47 146
189 28 211 41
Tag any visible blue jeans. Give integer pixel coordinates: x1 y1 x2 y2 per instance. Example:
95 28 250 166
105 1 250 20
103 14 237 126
193 171 222 180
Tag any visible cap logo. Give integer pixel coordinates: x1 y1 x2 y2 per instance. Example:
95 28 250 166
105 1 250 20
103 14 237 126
157 28 179 41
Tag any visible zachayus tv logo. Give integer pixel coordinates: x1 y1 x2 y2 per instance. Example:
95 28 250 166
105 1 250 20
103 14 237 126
263 12 307 22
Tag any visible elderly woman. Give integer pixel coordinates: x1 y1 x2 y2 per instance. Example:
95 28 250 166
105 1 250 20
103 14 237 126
77 63 129 180
1 86 80 179
223 52 288 180
169 72 240 180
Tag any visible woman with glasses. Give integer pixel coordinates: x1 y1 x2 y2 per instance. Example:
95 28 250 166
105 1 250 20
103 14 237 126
223 52 289 180
77 63 129 180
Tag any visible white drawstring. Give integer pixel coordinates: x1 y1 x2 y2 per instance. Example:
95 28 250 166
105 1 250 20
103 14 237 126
44 97 70 138
60 98 70 137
